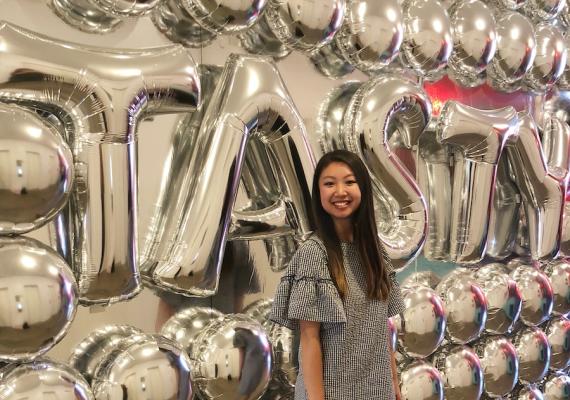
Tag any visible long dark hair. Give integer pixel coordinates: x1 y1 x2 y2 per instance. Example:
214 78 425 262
311 149 391 301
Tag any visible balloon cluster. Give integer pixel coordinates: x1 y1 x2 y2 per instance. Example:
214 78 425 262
51 0 570 93
391 262 570 400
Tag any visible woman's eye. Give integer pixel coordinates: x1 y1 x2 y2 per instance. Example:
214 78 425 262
323 182 334 187
346 180 357 185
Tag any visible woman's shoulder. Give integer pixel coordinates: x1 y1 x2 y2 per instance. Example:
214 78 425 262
287 234 330 279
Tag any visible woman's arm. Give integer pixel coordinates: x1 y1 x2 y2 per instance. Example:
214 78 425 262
391 348 401 400
299 320 325 400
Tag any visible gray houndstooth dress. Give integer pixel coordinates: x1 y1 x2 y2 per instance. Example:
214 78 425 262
270 236 406 400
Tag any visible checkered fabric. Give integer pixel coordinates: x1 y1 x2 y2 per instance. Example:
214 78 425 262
270 236 405 400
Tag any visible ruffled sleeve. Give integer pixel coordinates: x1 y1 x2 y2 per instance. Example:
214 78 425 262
270 238 347 330
382 246 406 318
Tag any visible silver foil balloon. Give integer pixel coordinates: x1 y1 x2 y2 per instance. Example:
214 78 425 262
0 359 94 400
486 157 521 259
558 36 570 90
51 0 161 33
508 384 544 400
161 306 223 354
69 325 145 383
92 334 193 400
436 270 488 344
541 372 570 399
545 316 570 371
402 270 442 289
487 11 536 92
436 101 519 264
399 360 444 400
522 0 566 20
506 113 564 261
0 103 73 234
447 0 497 88
512 327 551 384
511 264 554 326
543 260 570 316
0 236 78 362
239 16 292 60
153 0 268 47
432 345 484 400
319 75 431 270
400 0 453 80
474 336 519 398
523 24 567 93
393 286 446 358
417 122 452 261
141 54 314 297
0 23 201 304
191 314 272 400
474 264 522 335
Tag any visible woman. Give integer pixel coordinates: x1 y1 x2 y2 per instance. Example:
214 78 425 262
270 149 405 400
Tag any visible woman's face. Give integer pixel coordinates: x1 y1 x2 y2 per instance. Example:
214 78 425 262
318 161 362 223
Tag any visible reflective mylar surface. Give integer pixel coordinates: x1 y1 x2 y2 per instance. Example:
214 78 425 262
0 103 73 234
510 264 554 326
436 101 519 264
0 22 201 304
69 325 144 383
474 335 519 398
522 0 566 20
506 114 564 260
508 384 544 400
161 306 223 354
320 75 431 270
153 0 267 47
399 360 444 400
436 270 487 344
0 359 94 400
333 0 403 73
447 0 497 87
512 327 551 384
474 264 522 335
523 24 567 93
402 271 441 289
0 236 77 362
191 315 272 400
543 260 570 316
394 286 446 358
400 0 452 80
545 316 570 370
51 0 161 33
92 334 193 400
487 11 536 92
432 345 484 400
541 372 570 399
141 54 314 297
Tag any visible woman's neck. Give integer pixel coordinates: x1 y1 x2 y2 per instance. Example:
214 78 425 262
333 219 354 242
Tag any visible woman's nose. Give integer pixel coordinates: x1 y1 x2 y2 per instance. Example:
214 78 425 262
335 183 347 194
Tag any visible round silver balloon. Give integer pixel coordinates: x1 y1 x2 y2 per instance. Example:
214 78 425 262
523 24 567 93
394 286 446 358
243 298 274 326
0 103 73 235
92 334 193 400
399 360 444 400
512 327 551 384
558 35 570 90
400 0 453 80
474 336 519 398
545 316 570 371
192 314 272 400
161 306 223 355
388 316 398 352
0 359 94 400
263 0 346 53
436 270 488 344
494 0 528 10
432 345 484 400
402 271 441 289
447 0 497 88
522 0 566 20
239 16 292 59
486 11 536 92
332 0 403 73
51 0 161 33
507 384 544 400
474 264 522 335
541 372 570 399
69 325 144 383
267 321 298 389
543 260 570 316
511 264 554 326
0 236 78 362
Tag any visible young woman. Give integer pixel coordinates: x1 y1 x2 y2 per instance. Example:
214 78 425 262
270 149 405 400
